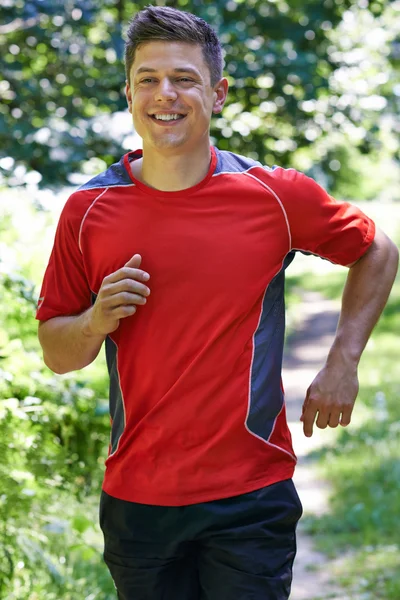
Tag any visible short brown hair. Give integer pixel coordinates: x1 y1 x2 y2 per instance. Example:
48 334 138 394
124 5 223 86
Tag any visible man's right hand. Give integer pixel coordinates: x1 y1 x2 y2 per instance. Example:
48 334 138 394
85 254 151 336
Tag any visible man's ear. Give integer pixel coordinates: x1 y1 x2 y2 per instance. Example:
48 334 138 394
125 80 132 114
212 77 229 114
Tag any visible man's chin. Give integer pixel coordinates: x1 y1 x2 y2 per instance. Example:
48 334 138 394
149 135 188 151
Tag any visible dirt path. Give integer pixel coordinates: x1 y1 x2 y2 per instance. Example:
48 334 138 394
282 291 348 600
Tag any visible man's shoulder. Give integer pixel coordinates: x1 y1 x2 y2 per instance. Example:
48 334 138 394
214 148 264 175
213 148 297 180
213 148 324 205
60 155 135 224
77 155 134 193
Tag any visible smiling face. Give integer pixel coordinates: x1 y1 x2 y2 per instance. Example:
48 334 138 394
126 41 228 155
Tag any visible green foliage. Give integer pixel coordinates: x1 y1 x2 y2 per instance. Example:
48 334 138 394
0 199 113 597
333 546 400 599
1 0 399 197
1 0 127 187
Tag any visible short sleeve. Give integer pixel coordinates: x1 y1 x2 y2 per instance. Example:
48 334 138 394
269 169 375 266
36 191 95 321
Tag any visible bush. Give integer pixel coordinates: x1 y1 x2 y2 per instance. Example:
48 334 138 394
0 271 114 598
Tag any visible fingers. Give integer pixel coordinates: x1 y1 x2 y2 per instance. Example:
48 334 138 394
97 282 150 317
125 253 142 268
301 406 317 437
300 369 358 437
108 291 148 308
300 388 316 437
89 255 151 335
102 278 151 300
112 304 138 319
340 408 352 427
100 256 151 306
328 410 341 428
316 409 330 429
301 401 353 437
106 266 150 284
98 277 151 317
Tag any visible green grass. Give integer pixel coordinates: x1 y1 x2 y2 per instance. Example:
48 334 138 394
332 547 400 599
286 246 400 598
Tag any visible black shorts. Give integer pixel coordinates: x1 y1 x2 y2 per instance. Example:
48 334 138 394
99 478 303 600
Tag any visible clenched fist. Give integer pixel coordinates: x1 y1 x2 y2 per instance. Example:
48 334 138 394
86 254 151 336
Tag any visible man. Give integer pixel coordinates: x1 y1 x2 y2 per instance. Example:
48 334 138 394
36 5 399 600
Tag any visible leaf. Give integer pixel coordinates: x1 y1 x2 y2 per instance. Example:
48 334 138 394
71 514 93 534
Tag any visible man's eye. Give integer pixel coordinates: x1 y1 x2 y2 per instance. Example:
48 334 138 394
177 78 193 83
140 78 155 83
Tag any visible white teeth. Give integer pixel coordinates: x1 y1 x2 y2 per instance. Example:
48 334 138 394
153 114 182 121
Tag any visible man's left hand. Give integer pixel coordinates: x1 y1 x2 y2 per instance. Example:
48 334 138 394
300 364 359 437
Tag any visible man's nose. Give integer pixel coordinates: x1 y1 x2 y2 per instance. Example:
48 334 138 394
155 78 178 102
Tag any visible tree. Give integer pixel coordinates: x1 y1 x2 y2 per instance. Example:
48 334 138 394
1 0 398 193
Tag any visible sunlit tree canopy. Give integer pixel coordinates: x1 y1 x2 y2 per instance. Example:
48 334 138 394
1 0 399 196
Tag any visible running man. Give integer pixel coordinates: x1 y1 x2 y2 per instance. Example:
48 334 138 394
37 6 399 599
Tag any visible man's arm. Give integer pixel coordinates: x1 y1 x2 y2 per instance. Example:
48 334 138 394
301 227 399 437
38 254 150 374
38 310 106 374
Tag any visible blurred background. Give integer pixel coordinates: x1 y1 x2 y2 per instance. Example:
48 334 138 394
0 0 399 598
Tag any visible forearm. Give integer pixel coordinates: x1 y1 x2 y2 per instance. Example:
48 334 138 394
38 308 106 374
328 228 399 367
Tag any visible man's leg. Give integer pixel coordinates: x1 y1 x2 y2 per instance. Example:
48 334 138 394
197 479 302 600
99 490 200 600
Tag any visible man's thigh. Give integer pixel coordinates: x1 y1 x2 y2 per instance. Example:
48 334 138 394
99 490 200 600
197 479 303 600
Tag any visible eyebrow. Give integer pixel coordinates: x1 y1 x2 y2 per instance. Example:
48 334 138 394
136 67 202 78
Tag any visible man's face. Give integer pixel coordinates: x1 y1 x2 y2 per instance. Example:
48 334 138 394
126 41 227 153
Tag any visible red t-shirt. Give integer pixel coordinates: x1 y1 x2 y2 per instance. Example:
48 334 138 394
36 147 375 506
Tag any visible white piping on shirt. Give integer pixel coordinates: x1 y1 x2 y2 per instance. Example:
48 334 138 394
265 403 297 460
78 183 136 193
212 164 297 178
243 254 297 463
244 171 292 250
78 187 109 254
212 164 274 177
106 335 127 460
236 171 294 458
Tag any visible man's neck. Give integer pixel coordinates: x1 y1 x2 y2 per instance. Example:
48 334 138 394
131 143 212 192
